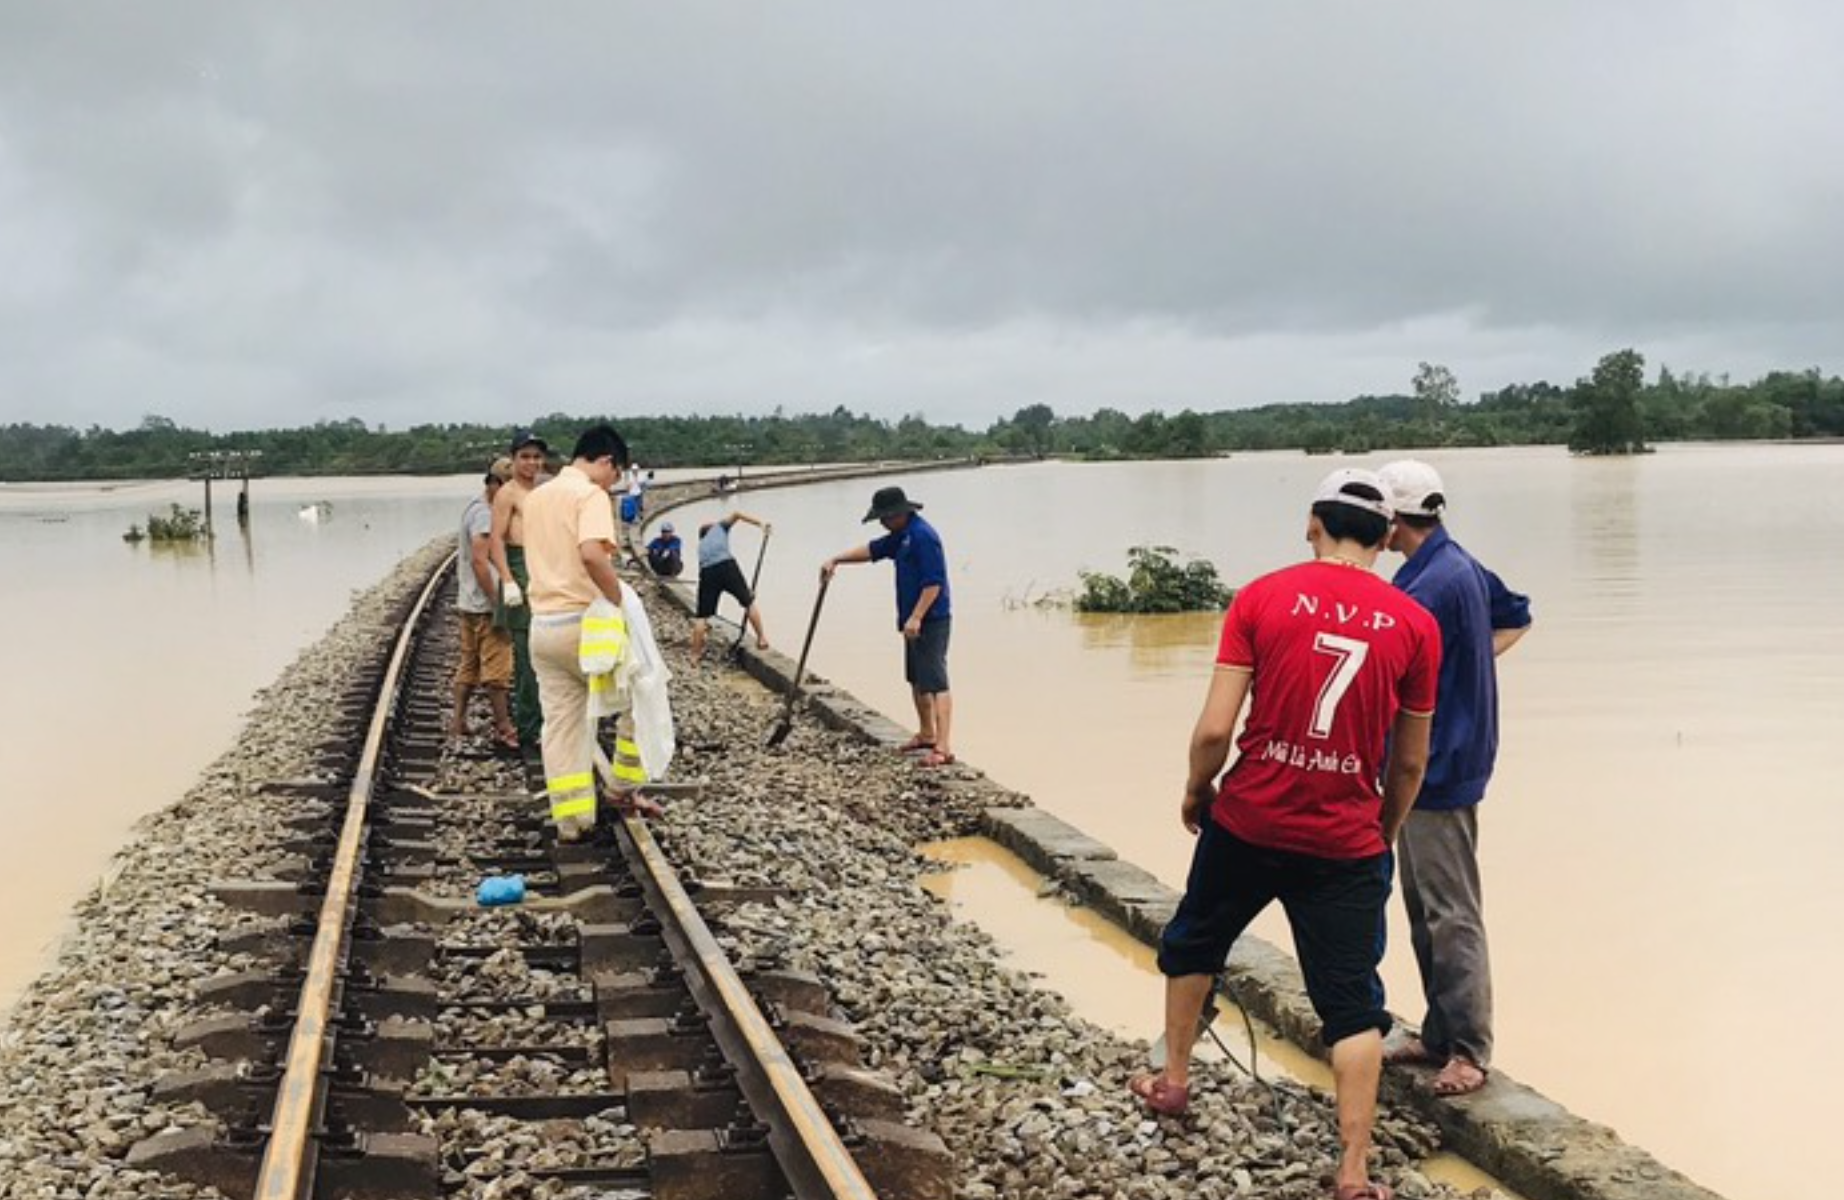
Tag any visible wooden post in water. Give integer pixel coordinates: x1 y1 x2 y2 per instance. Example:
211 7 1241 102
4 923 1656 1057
202 475 213 534
237 470 250 525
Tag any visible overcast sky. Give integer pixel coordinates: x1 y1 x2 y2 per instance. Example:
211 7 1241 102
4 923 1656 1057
2 3 1839 432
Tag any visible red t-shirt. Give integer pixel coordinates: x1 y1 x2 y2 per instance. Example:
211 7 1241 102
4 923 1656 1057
1210 560 1441 859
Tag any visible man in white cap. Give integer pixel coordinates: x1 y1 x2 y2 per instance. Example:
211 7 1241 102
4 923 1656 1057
1134 469 1441 1200
1377 460 1532 1097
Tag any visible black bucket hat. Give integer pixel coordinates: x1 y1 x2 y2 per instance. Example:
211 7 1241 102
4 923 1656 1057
863 485 923 523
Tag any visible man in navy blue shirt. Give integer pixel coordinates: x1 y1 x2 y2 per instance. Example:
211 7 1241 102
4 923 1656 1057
1379 460 1532 1097
822 486 955 767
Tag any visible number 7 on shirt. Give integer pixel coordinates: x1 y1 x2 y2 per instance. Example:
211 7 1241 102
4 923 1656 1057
1308 632 1369 738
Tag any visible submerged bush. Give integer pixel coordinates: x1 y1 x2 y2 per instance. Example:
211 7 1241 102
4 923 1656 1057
141 503 210 542
1075 545 1234 613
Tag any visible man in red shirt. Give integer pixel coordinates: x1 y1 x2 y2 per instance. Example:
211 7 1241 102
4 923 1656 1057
1132 469 1441 1200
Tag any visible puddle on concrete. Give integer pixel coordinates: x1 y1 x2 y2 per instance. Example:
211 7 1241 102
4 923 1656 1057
918 836 1524 1200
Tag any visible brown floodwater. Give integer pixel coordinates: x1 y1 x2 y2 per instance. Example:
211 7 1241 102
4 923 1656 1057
679 445 1844 1200
0 473 575 1012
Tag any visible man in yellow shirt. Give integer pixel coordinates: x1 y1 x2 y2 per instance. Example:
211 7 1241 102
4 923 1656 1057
520 424 657 839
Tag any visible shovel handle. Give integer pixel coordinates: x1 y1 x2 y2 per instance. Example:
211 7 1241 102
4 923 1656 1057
729 528 772 654
784 571 830 712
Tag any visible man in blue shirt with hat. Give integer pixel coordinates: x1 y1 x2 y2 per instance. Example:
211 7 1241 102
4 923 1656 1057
822 486 955 767
1379 459 1533 1097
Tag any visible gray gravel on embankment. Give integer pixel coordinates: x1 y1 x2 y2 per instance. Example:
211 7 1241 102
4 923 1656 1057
0 544 1484 1200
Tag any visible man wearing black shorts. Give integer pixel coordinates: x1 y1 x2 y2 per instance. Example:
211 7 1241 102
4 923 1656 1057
689 510 770 662
821 486 955 768
1132 470 1441 1200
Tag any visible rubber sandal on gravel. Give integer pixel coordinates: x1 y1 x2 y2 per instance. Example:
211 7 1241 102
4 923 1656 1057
1128 1073 1189 1116
917 750 957 769
896 736 936 754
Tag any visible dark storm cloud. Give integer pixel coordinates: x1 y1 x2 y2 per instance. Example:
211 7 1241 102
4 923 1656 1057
2 2 1840 430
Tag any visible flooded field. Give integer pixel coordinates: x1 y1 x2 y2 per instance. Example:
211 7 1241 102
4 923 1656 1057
5 445 1837 1200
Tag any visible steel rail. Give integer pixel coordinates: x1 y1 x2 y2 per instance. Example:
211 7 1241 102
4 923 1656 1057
252 556 455 1200
619 817 879 1200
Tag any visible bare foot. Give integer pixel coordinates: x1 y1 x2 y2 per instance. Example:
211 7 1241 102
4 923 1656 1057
756 637 770 650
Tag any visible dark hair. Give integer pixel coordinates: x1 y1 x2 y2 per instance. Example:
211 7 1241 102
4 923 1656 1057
1311 500 1389 548
1396 512 1441 532
572 423 629 467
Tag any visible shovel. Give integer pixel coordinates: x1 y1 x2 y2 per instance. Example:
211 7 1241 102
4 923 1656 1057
727 529 772 659
766 573 830 748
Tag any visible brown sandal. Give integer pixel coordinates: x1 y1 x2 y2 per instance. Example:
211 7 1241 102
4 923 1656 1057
1431 1056 1488 1097
1128 1073 1189 1115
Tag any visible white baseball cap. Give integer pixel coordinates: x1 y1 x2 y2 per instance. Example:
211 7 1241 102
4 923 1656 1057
1311 468 1394 520
1378 460 1447 518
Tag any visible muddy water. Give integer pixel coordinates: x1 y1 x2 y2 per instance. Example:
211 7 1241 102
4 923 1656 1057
681 445 1844 1200
0 475 487 1009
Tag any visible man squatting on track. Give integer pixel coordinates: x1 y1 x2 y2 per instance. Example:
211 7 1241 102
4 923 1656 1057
519 423 661 841
821 486 955 768
1378 459 1533 1097
1133 469 1440 1200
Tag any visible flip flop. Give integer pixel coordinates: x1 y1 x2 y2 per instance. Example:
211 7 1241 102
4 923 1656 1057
1128 1073 1189 1116
896 736 936 754
1333 1184 1394 1200
918 750 957 769
1431 1056 1488 1097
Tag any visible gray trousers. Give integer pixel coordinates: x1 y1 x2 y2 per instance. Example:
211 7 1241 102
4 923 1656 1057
1398 805 1493 1067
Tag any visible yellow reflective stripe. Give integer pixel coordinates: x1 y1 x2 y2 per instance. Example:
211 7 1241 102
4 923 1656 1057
547 772 592 795
587 674 613 694
550 795 596 819
612 762 647 783
615 738 639 755
580 639 625 654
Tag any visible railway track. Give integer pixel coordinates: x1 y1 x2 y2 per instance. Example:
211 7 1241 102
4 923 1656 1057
127 555 951 1200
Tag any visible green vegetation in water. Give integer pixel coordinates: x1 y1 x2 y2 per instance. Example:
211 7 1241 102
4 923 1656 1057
132 504 210 543
1076 545 1234 614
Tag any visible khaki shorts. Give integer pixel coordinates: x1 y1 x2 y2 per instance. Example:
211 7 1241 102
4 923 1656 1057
457 611 513 688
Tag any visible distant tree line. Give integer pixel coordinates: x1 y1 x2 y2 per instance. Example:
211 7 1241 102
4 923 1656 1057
3 352 1841 481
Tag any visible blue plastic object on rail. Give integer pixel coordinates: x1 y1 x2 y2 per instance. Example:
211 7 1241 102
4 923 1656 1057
476 875 526 907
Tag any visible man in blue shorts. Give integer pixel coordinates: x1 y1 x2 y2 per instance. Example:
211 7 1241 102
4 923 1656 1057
821 486 954 767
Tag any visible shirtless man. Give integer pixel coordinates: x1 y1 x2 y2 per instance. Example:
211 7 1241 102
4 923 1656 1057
490 429 550 749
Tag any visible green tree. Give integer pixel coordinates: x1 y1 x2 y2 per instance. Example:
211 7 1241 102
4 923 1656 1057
1569 348 1648 455
1412 362 1460 427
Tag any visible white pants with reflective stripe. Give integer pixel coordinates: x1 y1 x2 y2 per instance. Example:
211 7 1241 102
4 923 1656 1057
532 615 597 836
533 612 644 836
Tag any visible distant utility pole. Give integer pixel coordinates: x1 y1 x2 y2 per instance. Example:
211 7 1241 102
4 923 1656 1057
187 449 264 532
